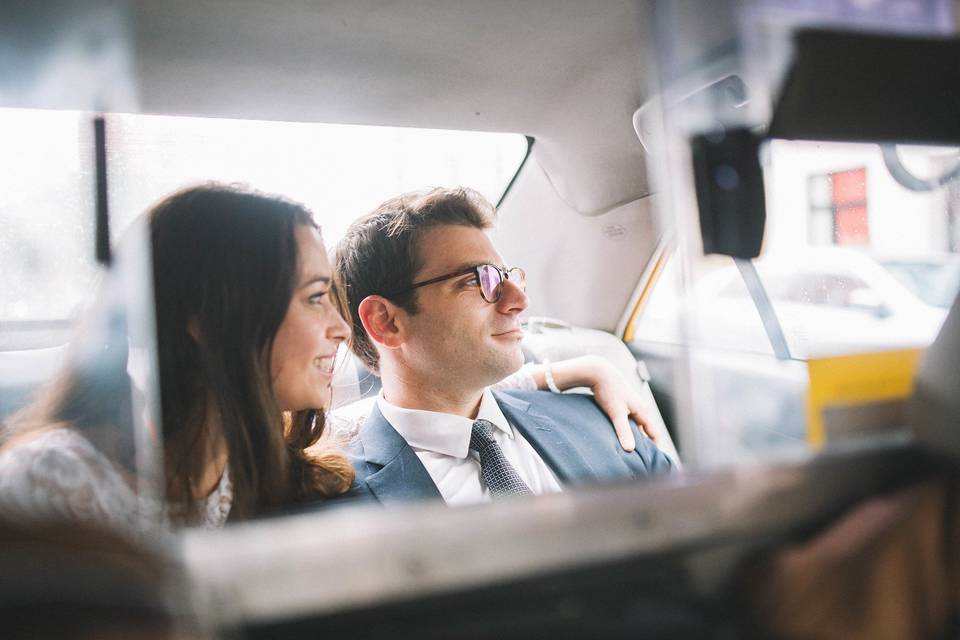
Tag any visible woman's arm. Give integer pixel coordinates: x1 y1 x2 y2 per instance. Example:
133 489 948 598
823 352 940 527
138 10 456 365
495 356 658 451
491 363 540 391
0 429 143 534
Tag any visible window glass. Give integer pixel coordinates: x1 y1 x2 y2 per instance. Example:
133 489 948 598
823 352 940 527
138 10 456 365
632 141 960 464
0 109 94 326
0 108 528 330
640 142 960 360
638 252 775 356
632 250 809 465
760 140 959 358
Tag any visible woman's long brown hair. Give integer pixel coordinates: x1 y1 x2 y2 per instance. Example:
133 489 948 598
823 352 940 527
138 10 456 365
5 184 354 524
149 184 354 522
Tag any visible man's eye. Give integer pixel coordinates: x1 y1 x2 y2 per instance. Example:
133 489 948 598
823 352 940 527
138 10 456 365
462 277 479 287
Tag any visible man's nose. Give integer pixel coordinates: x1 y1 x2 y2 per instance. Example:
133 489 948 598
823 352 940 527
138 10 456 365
497 278 529 314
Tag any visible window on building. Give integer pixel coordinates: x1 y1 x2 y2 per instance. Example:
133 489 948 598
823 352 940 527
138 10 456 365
807 167 869 246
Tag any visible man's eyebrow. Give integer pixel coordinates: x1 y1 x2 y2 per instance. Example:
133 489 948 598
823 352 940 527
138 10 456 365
441 261 488 275
414 263 480 283
299 275 331 288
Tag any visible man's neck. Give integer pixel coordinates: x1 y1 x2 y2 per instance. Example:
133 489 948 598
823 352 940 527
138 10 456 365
379 366 485 419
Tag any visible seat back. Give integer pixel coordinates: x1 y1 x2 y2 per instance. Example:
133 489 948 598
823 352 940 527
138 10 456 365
0 344 69 425
521 317 681 464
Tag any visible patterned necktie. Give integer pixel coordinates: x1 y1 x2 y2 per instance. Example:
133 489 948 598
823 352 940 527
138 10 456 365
470 419 534 497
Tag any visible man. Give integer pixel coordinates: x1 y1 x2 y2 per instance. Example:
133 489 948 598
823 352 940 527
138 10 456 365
335 187 672 506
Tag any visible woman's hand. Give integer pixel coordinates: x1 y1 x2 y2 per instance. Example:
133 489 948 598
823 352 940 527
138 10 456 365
532 355 658 451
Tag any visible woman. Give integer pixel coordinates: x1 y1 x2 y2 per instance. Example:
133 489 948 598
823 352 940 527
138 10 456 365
0 184 655 533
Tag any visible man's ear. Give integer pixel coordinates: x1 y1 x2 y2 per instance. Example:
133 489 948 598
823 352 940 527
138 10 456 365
357 295 404 349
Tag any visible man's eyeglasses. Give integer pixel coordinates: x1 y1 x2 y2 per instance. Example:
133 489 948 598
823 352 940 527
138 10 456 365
396 264 526 303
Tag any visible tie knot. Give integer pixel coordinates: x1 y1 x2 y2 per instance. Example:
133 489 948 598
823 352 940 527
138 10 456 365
470 419 498 451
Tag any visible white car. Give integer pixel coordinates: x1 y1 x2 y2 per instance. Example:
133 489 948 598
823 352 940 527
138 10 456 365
690 247 948 359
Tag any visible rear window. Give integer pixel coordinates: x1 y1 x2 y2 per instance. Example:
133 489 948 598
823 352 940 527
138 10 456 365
0 108 528 331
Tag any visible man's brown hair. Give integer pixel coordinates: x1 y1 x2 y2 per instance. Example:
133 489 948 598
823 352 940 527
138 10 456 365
334 187 496 373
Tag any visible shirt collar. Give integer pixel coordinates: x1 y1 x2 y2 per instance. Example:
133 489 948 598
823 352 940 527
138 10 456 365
376 388 513 459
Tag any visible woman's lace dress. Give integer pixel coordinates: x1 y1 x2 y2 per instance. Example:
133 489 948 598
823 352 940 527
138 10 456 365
0 365 536 533
0 428 232 536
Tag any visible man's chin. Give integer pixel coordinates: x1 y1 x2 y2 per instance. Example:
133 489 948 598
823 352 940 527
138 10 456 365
489 347 526 381
439 344 526 390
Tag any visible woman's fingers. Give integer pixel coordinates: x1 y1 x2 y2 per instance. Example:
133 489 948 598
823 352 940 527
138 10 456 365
628 401 658 443
593 390 637 452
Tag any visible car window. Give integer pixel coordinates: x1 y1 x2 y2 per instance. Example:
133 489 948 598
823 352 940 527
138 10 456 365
654 142 958 360
0 108 528 343
757 141 955 355
635 251 776 357
631 141 960 465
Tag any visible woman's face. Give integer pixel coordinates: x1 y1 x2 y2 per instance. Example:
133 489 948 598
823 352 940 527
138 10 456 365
270 225 351 411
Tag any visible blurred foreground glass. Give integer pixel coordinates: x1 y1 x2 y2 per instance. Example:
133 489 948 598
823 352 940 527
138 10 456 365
640 0 957 468
0 217 165 538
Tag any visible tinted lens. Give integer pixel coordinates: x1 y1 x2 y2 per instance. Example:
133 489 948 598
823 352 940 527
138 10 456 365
507 267 526 291
477 264 502 302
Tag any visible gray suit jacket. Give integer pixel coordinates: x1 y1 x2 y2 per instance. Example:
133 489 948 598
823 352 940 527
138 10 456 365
344 389 673 505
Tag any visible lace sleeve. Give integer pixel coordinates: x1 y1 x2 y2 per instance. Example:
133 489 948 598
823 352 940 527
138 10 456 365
326 412 365 443
0 429 143 535
492 363 538 391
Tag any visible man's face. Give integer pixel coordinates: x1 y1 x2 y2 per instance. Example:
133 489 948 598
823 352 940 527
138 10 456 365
398 224 528 391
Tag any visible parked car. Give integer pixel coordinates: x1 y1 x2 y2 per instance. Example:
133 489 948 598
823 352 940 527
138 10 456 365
690 247 948 359
875 253 960 310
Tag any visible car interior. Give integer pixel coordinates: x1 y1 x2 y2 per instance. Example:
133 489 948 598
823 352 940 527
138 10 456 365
4 1 960 637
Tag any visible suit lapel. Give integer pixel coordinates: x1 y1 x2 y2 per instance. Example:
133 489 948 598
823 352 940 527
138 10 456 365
494 391 600 484
359 405 442 503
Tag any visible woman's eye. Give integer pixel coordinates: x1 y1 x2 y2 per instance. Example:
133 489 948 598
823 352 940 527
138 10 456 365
308 291 329 304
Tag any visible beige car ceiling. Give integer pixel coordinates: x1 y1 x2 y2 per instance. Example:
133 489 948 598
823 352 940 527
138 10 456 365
134 0 654 208
131 0 661 331
5 0 662 331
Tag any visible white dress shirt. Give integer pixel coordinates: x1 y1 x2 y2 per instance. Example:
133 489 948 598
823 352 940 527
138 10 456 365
377 389 562 506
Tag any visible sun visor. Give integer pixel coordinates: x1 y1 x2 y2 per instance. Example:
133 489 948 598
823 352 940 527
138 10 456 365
528 41 651 215
532 138 649 216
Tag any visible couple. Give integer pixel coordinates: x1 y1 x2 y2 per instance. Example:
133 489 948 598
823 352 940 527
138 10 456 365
0 183 670 535
335 187 673 505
